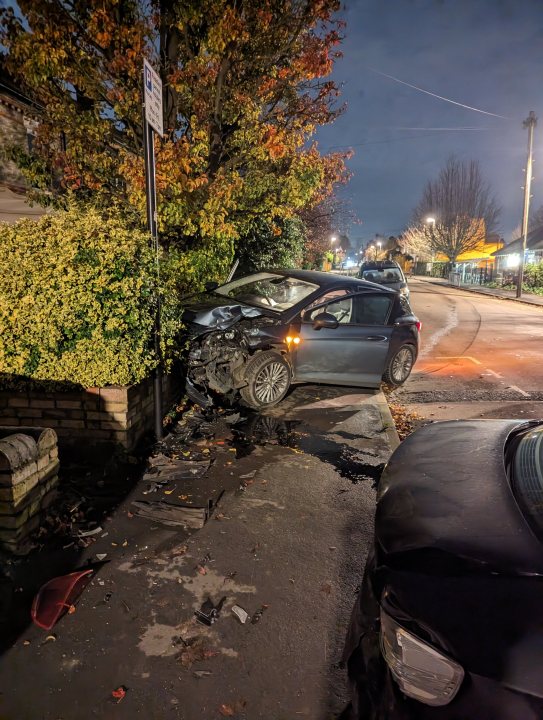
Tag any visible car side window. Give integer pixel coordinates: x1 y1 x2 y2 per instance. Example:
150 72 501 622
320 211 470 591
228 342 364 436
306 288 348 309
307 296 353 323
351 295 392 325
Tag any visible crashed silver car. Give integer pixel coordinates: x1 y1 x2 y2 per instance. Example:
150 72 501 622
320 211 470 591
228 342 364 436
183 270 420 410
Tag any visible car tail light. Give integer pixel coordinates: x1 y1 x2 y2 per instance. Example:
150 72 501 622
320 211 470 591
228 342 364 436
380 609 464 706
415 320 422 332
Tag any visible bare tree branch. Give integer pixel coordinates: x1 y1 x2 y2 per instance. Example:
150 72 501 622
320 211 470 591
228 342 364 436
413 156 501 263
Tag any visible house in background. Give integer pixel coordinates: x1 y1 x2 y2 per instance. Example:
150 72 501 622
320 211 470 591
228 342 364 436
432 227 504 283
491 225 543 279
0 63 46 224
450 232 504 283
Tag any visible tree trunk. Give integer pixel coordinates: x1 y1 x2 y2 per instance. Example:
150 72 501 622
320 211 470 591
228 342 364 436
159 0 182 135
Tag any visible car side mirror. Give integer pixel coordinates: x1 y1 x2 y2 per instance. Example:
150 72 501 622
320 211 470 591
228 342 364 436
205 281 219 292
313 312 339 330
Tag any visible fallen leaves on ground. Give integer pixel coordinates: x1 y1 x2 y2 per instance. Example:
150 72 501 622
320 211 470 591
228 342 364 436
175 636 218 668
219 699 247 716
387 400 423 441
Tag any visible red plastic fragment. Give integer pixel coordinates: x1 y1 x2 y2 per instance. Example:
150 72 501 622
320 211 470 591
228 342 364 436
112 686 127 703
31 569 94 630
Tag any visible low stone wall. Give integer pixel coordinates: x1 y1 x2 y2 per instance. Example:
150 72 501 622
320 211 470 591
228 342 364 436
0 427 59 553
0 371 183 451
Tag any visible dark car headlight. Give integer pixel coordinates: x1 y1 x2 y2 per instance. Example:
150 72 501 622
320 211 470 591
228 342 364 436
380 609 464 706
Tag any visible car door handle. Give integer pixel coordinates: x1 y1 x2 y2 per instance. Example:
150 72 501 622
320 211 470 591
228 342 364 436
364 335 388 341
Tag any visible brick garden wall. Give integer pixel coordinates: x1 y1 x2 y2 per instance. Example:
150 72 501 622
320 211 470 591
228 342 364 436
0 372 183 451
0 427 59 552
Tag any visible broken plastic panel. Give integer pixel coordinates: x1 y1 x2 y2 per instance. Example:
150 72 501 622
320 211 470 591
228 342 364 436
31 569 94 630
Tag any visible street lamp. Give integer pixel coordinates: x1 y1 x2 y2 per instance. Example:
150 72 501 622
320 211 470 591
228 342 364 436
330 235 337 245
377 240 382 259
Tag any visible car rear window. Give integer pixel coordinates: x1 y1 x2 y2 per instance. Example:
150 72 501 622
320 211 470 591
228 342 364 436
361 268 404 283
511 425 543 535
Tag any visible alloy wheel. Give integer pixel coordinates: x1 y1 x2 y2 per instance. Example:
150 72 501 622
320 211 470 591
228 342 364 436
254 362 289 404
391 347 414 383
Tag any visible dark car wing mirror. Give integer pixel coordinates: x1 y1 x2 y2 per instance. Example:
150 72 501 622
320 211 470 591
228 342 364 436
205 281 219 292
313 312 339 330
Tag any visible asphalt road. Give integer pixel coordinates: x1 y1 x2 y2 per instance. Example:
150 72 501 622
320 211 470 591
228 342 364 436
396 278 543 421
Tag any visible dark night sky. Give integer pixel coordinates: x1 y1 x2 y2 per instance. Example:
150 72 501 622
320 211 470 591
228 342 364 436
316 0 543 246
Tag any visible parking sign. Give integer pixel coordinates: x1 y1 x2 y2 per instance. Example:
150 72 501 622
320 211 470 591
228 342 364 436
143 58 163 136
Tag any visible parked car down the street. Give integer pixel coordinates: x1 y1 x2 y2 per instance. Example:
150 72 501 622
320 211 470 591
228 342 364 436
343 419 543 720
359 261 410 298
182 270 420 409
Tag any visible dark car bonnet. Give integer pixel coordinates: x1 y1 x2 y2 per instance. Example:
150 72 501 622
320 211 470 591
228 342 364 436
376 420 543 575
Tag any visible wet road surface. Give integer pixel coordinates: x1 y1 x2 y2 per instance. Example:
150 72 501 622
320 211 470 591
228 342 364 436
396 278 543 422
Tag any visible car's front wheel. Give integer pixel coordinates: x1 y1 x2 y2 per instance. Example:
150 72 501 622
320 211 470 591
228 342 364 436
240 351 291 409
382 344 415 387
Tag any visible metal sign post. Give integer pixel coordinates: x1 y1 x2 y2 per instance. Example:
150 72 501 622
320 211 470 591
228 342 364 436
143 58 164 440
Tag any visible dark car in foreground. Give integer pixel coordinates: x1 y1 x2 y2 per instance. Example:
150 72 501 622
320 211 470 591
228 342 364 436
183 270 420 409
359 261 410 298
343 419 543 720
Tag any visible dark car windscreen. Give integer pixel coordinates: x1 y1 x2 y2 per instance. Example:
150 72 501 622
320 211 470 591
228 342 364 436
512 425 543 536
215 273 319 311
361 268 404 284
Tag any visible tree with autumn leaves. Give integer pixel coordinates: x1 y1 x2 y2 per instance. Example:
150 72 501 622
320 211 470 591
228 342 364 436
1 0 349 285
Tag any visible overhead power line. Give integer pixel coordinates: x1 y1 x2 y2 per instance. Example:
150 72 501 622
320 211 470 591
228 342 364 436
369 68 509 119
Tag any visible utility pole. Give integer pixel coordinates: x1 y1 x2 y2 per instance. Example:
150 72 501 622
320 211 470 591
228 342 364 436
517 111 537 299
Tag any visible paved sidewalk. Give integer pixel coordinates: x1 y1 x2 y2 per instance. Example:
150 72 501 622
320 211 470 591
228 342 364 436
415 275 543 307
0 387 398 720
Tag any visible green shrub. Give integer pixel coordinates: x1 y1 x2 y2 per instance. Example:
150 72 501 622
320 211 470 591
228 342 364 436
236 217 305 274
523 262 543 289
0 205 186 387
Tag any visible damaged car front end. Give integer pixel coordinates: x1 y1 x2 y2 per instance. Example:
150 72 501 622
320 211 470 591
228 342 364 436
186 310 287 407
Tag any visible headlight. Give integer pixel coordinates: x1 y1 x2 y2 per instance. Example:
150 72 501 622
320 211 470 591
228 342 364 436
380 609 464 706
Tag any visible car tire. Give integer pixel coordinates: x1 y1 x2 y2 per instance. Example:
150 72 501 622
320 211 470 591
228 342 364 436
239 351 291 409
382 344 415 387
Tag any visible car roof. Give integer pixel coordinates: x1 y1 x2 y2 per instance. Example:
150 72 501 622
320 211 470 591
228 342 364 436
262 268 397 293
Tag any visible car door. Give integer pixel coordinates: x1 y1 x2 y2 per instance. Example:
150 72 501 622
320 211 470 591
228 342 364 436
293 293 394 387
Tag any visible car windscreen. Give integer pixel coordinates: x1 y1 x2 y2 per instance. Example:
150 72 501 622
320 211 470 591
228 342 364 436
215 273 319 311
511 424 543 537
361 268 404 283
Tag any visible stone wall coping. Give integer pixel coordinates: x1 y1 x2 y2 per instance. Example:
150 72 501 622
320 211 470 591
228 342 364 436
0 433 38 472
0 427 57 456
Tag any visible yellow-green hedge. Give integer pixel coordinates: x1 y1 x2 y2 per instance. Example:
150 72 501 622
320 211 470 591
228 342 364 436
0 206 164 387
